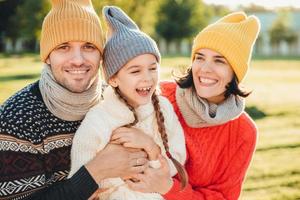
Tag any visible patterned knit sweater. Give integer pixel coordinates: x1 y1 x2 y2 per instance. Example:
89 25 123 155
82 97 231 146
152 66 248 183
0 82 98 200
160 82 258 200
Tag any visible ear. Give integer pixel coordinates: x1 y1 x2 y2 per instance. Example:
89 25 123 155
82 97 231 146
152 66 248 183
45 57 51 65
108 77 118 87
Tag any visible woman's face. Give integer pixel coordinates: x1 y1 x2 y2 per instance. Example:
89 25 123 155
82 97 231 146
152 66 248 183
192 48 234 104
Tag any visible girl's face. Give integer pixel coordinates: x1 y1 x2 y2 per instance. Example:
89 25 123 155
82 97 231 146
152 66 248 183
109 54 159 108
192 48 234 104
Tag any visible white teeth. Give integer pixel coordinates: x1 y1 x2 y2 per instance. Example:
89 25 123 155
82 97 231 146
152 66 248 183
137 87 151 91
67 70 87 74
200 78 216 84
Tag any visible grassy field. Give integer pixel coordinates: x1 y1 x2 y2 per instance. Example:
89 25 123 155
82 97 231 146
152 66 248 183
1 54 300 199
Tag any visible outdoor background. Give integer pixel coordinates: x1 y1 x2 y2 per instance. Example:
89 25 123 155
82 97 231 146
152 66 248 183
0 0 300 199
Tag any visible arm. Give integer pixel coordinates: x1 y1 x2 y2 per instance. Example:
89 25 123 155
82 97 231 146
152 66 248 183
163 127 257 200
128 120 257 200
27 167 97 200
20 144 148 200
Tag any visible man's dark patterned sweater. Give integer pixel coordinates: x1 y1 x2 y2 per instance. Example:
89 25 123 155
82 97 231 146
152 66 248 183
0 81 98 200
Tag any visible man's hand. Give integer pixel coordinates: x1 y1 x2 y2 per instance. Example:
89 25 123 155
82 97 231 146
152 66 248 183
85 143 149 183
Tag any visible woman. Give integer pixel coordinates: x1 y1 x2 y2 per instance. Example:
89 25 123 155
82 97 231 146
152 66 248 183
125 11 260 200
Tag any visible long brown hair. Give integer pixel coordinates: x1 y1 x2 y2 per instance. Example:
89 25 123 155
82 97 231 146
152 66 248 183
114 87 188 189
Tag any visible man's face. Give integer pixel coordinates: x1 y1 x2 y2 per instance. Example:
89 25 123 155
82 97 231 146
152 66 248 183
46 41 101 93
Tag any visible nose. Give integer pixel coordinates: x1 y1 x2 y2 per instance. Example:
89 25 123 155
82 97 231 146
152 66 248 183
142 70 153 82
69 48 84 66
200 61 212 72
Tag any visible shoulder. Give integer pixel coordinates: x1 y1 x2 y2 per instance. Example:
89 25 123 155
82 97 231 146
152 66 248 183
0 81 80 143
234 112 258 143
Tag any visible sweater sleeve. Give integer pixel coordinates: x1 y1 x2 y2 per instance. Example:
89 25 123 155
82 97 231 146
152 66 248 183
159 96 186 176
163 118 257 200
68 106 112 178
27 166 98 200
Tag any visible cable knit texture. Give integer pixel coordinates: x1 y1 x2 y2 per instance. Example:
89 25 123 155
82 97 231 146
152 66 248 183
160 81 257 200
68 86 186 200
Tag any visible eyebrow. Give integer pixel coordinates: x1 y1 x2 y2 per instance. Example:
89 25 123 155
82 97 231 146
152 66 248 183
196 52 225 59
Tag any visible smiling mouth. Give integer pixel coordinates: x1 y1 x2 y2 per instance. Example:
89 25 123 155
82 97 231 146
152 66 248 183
199 77 217 85
136 86 152 96
66 69 89 74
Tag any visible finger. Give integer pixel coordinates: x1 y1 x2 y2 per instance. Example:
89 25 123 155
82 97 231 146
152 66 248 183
130 173 146 182
126 147 143 152
131 164 148 174
130 151 148 160
126 180 147 193
110 140 121 145
111 131 127 140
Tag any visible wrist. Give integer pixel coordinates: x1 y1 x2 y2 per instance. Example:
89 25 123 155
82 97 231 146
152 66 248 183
85 160 107 183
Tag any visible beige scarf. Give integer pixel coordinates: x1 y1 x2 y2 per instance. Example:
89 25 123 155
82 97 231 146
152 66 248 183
176 86 245 128
39 64 102 121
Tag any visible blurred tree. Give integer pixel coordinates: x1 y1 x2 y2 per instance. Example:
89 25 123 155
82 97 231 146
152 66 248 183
0 0 25 51
13 0 50 51
0 0 49 52
207 4 230 17
92 0 158 37
242 4 269 12
155 0 211 52
269 10 297 53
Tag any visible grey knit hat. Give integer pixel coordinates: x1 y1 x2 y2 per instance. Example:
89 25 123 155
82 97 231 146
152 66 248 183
102 6 161 81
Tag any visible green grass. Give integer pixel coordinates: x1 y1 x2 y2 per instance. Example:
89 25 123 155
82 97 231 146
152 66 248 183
1 54 300 199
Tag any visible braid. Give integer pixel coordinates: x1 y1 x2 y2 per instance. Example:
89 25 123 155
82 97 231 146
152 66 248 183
151 91 188 189
114 87 138 127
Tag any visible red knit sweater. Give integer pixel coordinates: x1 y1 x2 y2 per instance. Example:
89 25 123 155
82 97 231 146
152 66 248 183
160 82 257 200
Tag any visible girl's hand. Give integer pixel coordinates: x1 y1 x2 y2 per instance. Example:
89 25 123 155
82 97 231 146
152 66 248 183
111 127 161 160
125 155 173 194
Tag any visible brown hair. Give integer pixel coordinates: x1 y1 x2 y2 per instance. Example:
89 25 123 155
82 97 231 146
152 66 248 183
175 67 251 98
114 87 188 189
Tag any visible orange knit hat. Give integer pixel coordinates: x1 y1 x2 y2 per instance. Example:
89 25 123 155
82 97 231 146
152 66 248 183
191 12 260 82
40 0 103 62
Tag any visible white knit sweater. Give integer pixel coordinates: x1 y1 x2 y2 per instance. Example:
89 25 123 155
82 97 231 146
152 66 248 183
68 86 186 200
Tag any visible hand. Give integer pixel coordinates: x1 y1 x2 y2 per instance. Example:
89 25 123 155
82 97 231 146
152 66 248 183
126 155 173 194
85 143 149 183
111 127 161 160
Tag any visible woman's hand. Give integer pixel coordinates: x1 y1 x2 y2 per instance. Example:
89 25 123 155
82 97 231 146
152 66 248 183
125 155 173 194
111 127 161 160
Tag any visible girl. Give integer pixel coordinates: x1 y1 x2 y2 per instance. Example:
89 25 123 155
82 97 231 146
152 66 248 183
127 12 260 200
68 6 187 200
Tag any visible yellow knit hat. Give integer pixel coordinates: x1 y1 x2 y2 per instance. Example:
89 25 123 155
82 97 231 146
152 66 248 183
40 0 104 62
191 12 260 82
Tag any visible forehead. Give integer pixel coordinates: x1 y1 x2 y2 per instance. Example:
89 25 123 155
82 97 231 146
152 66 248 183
196 48 224 57
123 54 157 67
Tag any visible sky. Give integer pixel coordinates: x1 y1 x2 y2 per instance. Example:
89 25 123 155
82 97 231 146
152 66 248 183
203 0 300 9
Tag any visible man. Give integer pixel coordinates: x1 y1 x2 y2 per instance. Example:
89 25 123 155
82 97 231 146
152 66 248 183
0 0 147 199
